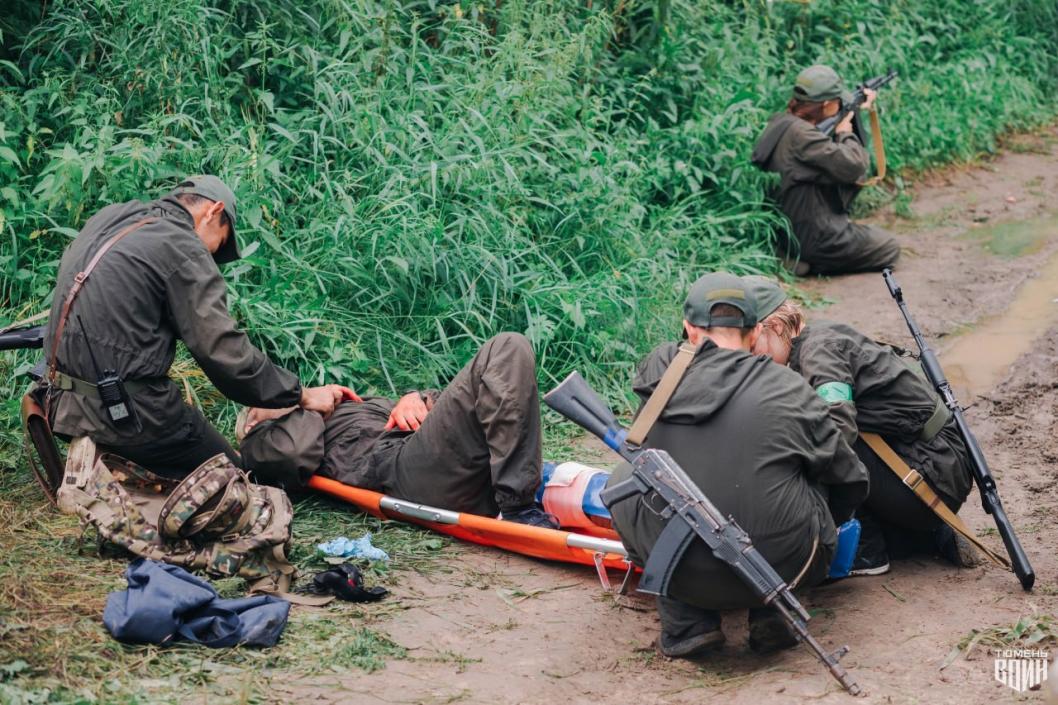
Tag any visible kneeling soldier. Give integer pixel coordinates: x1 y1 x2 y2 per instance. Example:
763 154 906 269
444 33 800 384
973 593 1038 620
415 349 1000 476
607 273 868 658
238 333 558 528
743 275 979 574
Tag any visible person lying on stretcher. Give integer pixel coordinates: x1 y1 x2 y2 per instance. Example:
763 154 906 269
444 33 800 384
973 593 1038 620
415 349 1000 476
238 333 560 528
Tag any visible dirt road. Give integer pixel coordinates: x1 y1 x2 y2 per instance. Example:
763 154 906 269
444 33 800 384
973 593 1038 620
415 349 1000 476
267 129 1058 705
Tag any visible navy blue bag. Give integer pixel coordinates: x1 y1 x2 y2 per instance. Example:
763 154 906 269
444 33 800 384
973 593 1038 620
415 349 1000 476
103 558 290 647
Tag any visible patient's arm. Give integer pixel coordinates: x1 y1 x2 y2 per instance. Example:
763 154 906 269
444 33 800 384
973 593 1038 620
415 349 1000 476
242 405 299 436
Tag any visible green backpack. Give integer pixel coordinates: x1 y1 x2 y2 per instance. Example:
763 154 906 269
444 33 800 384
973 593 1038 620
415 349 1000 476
57 437 299 595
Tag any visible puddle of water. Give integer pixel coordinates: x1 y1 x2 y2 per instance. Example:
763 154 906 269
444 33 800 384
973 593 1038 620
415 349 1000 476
943 243 1058 399
960 212 1058 258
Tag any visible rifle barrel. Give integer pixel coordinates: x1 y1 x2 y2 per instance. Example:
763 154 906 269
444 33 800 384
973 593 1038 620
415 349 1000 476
881 269 1035 590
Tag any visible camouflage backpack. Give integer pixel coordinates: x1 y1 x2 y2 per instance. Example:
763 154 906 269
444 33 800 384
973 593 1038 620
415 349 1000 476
56 437 301 596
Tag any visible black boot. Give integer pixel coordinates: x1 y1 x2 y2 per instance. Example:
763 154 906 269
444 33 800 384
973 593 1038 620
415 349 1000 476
849 512 890 576
502 503 559 529
748 607 799 654
655 595 725 658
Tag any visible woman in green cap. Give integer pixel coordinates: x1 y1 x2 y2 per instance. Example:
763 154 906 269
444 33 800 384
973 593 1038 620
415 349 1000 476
741 275 977 575
751 65 900 276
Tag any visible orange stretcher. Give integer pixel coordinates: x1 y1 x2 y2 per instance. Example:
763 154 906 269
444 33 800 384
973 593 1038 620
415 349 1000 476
308 475 635 590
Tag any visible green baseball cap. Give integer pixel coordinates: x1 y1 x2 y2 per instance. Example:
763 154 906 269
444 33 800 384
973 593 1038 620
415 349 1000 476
173 175 240 264
740 275 788 319
683 272 759 329
792 64 847 103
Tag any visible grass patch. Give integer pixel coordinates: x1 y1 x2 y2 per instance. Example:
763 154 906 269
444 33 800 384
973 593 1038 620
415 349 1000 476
0 452 437 703
943 613 1057 669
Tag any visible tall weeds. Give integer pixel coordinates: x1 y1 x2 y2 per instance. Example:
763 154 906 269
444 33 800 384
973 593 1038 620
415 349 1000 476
0 0 1055 420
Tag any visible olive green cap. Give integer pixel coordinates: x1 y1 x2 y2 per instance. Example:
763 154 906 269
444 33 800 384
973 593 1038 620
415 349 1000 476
792 64 846 103
240 409 324 490
741 275 788 320
173 175 240 264
683 272 758 329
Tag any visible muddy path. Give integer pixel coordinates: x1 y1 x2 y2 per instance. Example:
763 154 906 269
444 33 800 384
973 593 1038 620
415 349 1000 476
282 129 1058 705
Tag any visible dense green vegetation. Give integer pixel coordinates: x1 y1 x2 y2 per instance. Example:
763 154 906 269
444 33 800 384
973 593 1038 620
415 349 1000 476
1 0 1056 420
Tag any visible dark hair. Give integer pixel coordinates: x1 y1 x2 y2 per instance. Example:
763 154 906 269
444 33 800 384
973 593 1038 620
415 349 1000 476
706 303 752 330
175 191 231 229
787 98 829 125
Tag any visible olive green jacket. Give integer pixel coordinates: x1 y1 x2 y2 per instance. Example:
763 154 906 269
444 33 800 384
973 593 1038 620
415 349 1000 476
789 321 973 505
607 340 868 610
42 196 301 445
752 112 898 272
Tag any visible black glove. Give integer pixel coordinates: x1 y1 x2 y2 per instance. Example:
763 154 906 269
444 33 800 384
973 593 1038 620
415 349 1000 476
310 563 388 602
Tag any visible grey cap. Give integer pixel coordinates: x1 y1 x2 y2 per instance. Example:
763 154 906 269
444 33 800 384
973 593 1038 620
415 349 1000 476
173 175 240 264
792 64 847 103
741 275 788 320
683 272 759 330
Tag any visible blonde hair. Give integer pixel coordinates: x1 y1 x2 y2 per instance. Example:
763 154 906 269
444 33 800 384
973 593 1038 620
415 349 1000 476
762 299 806 347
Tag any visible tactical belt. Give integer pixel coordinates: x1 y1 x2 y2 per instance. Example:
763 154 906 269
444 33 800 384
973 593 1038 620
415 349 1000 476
52 370 159 400
860 432 1009 568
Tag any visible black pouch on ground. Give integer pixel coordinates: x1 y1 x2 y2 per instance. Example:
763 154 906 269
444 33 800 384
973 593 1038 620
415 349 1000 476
103 558 290 648
308 562 388 602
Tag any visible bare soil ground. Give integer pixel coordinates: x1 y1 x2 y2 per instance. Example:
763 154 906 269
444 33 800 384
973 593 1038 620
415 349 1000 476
276 129 1058 705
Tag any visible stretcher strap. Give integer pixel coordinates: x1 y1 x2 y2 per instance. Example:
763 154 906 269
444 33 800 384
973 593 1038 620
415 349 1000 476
860 432 1009 568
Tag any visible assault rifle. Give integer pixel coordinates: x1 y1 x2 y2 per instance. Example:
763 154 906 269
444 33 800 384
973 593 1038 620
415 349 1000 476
818 69 898 138
0 323 44 351
883 269 1035 591
543 372 862 695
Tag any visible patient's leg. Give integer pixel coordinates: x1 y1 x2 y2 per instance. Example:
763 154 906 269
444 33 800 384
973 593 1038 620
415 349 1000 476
391 333 543 516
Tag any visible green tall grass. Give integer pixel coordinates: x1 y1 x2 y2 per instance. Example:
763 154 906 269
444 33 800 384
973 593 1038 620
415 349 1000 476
0 0 1056 428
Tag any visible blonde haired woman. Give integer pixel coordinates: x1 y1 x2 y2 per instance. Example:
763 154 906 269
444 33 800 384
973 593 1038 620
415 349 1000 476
743 275 977 574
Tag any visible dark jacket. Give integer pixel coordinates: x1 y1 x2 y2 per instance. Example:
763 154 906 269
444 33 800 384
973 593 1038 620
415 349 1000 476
752 112 898 273
42 196 301 445
607 340 868 610
789 321 973 505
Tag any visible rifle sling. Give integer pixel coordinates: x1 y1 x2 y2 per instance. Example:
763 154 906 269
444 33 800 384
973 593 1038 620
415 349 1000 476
47 217 157 384
860 432 1009 569
857 106 887 187
626 341 702 446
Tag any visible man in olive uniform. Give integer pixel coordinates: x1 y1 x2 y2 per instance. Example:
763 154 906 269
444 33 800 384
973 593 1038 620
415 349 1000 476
238 332 559 528
751 65 900 275
606 273 869 657
40 176 355 478
744 275 977 574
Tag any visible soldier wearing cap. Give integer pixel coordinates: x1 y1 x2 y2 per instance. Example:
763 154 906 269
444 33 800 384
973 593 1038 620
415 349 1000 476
751 65 900 275
39 176 357 479
741 275 978 575
605 272 868 658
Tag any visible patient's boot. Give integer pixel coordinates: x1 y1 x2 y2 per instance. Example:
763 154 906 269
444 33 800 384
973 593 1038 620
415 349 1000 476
656 595 725 658
503 503 559 529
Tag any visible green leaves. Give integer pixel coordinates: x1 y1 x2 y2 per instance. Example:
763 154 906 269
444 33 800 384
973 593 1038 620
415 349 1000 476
0 0 1055 414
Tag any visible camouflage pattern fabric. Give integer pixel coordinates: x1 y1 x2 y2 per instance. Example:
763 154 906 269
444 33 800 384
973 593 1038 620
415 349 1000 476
57 437 297 594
